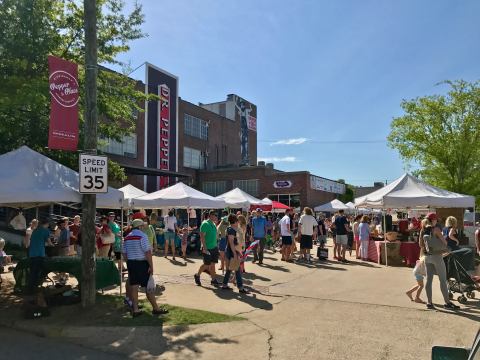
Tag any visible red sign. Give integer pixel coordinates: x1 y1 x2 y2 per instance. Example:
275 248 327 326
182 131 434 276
159 84 170 188
48 56 79 151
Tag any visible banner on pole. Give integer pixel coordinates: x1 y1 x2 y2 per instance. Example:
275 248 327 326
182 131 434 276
48 55 79 151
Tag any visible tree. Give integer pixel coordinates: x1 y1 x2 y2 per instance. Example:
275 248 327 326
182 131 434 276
337 179 354 203
0 0 154 181
388 80 480 205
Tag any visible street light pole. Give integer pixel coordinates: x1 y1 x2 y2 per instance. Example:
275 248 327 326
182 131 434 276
81 0 98 307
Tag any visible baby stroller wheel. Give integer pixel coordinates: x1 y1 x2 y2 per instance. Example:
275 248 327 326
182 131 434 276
466 291 475 299
448 292 454 300
457 295 468 304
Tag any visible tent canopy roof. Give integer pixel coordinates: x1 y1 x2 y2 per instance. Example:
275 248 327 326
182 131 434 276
354 173 475 209
216 188 265 208
0 146 124 208
132 182 225 209
314 199 349 212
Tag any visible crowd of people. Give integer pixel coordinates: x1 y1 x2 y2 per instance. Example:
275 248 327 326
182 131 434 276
3 205 480 316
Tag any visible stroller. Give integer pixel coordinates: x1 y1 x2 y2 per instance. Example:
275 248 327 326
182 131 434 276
444 248 479 304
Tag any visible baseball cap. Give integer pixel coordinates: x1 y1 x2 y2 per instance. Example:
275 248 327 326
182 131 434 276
426 212 437 221
256 208 263 212
131 219 145 228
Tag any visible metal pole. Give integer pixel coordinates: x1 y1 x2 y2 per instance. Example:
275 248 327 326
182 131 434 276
383 211 388 266
119 207 124 295
81 0 98 308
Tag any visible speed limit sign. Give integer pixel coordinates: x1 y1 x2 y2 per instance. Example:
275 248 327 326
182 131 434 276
79 154 108 193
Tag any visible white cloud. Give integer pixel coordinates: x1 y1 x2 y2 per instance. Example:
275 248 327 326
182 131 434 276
258 156 299 162
270 137 309 146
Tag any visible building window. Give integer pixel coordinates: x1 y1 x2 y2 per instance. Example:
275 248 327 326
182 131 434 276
267 193 300 208
184 114 208 140
233 179 259 196
98 134 137 158
202 181 227 196
183 146 205 169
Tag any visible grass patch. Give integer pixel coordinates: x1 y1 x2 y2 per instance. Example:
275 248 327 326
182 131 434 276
0 285 243 327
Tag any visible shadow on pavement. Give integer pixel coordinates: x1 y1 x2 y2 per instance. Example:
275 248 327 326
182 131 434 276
211 287 274 311
293 261 347 271
256 263 290 272
242 272 271 282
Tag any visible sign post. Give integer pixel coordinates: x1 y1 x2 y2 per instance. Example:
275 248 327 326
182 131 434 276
79 154 108 193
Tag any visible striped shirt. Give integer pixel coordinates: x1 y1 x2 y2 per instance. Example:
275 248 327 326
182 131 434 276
122 229 151 260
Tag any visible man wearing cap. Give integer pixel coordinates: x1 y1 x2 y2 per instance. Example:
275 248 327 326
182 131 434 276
123 218 168 317
252 209 268 264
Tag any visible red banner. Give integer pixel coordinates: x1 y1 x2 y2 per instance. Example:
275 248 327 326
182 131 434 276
48 56 79 151
159 84 170 188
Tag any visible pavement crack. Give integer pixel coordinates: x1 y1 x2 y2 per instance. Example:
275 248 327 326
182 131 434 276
246 319 274 360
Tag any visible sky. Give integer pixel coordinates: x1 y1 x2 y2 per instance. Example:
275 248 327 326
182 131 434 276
116 0 480 186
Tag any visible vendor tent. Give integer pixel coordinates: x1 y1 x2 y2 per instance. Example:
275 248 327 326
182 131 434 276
0 146 124 209
118 184 147 207
132 182 226 209
216 188 265 209
354 173 475 209
314 199 349 212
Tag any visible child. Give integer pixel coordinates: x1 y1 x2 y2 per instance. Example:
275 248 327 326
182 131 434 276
180 226 189 261
406 256 426 303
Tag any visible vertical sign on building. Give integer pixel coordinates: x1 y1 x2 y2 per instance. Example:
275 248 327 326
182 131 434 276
48 55 79 151
145 63 178 192
159 84 170 188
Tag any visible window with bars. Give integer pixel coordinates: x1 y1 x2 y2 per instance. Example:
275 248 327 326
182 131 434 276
202 181 227 196
184 113 208 140
183 146 205 169
233 179 259 196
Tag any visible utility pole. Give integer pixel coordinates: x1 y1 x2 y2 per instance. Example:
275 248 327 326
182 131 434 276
81 0 98 307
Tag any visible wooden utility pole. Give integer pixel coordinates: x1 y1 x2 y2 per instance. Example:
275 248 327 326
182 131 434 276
81 0 98 307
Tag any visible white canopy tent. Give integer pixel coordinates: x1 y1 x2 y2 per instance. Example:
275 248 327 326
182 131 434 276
132 182 226 209
216 188 265 209
314 199 349 212
118 184 147 208
261 197 273 205
0 146 124 209
354 173 475 209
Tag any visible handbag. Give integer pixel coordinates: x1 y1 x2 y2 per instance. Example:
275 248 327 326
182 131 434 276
317 247 328 259
100 231 115 245
228 254 241 271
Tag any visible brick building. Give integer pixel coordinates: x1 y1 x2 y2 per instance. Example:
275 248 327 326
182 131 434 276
99 62 345 208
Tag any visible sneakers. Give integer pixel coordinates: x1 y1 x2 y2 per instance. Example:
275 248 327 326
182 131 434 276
221 285 233 290
426 303 435 310
194 274 201 286
152 307 169 315
210 279 220 287
239 288 249 294
444 303 460 310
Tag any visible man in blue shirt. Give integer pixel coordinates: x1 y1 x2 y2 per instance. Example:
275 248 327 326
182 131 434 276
252 209 267 264
28 218 50 295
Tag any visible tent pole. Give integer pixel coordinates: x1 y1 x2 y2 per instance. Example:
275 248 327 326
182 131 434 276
383 211 388 267
119 207 124 296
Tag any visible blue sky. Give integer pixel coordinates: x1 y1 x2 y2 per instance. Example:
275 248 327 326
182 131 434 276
117 0 480 186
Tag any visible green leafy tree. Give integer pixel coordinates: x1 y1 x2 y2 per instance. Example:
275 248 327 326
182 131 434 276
0 0 154 181
388 80 480 205
337 179 354 203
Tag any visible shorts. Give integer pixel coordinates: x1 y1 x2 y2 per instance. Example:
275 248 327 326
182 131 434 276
336 234 348 245
318 235 327 246
300 234 313 249
282 235 293 246
127 260 150 287
114 251 122 260
218 237 227 251
164 231 176 242
202 247 219 265
354 235 360 243
415 274 424 282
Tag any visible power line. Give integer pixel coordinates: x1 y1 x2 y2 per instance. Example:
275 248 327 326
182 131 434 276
258 139 387 144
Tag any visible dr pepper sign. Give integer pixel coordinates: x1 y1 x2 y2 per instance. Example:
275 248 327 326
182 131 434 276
48 55 79 151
